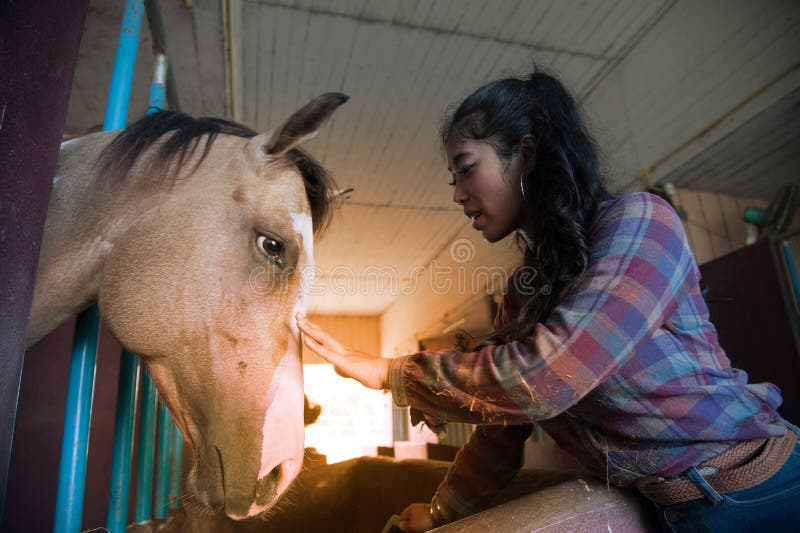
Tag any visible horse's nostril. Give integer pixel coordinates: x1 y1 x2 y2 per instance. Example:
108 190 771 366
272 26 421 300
256 464 282 504
267 464 282 486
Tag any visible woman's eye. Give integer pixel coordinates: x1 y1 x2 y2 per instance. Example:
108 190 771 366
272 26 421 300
448 164 474 186
457 164 475 176
256 234 284 263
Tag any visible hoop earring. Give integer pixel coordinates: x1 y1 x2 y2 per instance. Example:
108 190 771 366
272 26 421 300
520 174 527 202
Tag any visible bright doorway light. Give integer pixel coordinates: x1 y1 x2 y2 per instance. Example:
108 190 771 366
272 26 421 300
303 364 390 464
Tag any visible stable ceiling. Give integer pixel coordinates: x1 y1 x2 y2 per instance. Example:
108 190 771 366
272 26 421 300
63 0 800 316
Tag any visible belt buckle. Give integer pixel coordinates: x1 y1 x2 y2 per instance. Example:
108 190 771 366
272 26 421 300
694 465 721 477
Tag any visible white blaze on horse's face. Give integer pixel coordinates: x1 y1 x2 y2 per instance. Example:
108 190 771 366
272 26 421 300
240 211 314 519
95 94 347 520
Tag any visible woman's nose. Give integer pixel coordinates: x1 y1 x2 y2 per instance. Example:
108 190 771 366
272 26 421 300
453 184 468 205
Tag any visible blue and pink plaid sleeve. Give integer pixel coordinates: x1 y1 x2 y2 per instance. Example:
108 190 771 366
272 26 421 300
388 193 697 423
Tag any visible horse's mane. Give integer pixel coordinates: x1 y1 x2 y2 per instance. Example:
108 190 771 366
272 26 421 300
97 110 337 236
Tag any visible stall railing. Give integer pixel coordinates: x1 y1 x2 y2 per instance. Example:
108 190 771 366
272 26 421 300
53 1 183 531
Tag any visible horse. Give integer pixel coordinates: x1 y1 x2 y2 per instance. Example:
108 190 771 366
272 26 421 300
26 93 348 520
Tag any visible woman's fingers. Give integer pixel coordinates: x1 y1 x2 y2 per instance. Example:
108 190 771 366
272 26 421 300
302 332 338 363
297 315 358 372
296 314 391 390
296 315 345 352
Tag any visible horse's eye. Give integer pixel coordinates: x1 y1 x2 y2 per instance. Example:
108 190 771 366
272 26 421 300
256 234 284 263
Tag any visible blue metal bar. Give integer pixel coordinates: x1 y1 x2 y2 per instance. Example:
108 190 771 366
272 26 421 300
105 351 140 532
103 0 144 131
148 53 167 112
168 423 183 510
147 52 171 515
782 240 800 311
153 403 172 519
134 372 158 521
53 305 100 533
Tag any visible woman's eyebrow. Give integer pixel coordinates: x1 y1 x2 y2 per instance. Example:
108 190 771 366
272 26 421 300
447 152 472 172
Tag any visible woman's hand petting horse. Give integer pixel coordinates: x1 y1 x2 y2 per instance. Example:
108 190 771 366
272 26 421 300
296 314 390 390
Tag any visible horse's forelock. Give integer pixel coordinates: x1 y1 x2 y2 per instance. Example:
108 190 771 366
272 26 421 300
96 111 338 238
287 147 338 239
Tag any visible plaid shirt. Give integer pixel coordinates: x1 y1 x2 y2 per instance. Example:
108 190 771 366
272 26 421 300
388 192 785 521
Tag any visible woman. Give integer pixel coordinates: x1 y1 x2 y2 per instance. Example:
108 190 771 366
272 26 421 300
296 70 799 532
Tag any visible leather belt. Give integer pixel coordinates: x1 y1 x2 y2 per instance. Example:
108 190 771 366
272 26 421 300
636 428 797 505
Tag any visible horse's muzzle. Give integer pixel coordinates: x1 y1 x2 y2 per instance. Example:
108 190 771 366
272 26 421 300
221 458 298 519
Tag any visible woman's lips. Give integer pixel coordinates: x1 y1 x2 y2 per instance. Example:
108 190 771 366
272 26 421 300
471 212 483 229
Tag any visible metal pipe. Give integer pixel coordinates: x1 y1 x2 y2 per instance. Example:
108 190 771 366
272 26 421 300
144 52 170 522
53 305 100 533
781 241 800 313
148 53 168 112
134 372 158 522
168 423 183 510
105 351 140 532
144 0 181 111
153 403 172 519
102 0 144 131
775 226 800 242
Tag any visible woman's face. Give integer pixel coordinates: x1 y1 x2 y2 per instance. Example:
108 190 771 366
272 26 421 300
446 135 523 243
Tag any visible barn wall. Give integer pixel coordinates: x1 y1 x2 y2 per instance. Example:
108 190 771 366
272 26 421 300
673 186 800 266
673 187 768 266
303 314 381 363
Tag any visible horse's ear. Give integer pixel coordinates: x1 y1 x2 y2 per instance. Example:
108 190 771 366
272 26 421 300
257 93 348 157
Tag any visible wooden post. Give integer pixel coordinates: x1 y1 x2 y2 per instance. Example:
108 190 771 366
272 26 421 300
0 0 89 523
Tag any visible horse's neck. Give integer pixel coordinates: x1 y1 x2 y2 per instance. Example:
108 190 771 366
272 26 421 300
27 132 149 345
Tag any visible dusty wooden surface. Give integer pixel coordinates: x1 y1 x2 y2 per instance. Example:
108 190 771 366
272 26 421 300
128 456 657 533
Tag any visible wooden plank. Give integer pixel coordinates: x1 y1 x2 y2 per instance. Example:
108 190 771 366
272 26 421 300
672 188 694 253
0 0 89 520
698 191 733 258
307 314 381 357
718 193 747 252
672 188 703 257
678 188 715 265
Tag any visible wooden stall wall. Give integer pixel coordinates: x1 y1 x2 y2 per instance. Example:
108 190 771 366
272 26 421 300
303 314 381 363
672 187 770 265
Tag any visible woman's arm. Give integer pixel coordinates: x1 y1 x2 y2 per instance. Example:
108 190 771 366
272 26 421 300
388 193 698 424
432 424 533 523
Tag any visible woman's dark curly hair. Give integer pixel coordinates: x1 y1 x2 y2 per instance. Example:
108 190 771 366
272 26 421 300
442 69 612 342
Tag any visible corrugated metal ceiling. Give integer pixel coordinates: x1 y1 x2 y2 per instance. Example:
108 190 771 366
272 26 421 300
663 88 800 200
62 0 799 316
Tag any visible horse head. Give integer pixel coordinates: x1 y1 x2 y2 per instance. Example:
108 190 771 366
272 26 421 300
94 94 347 518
